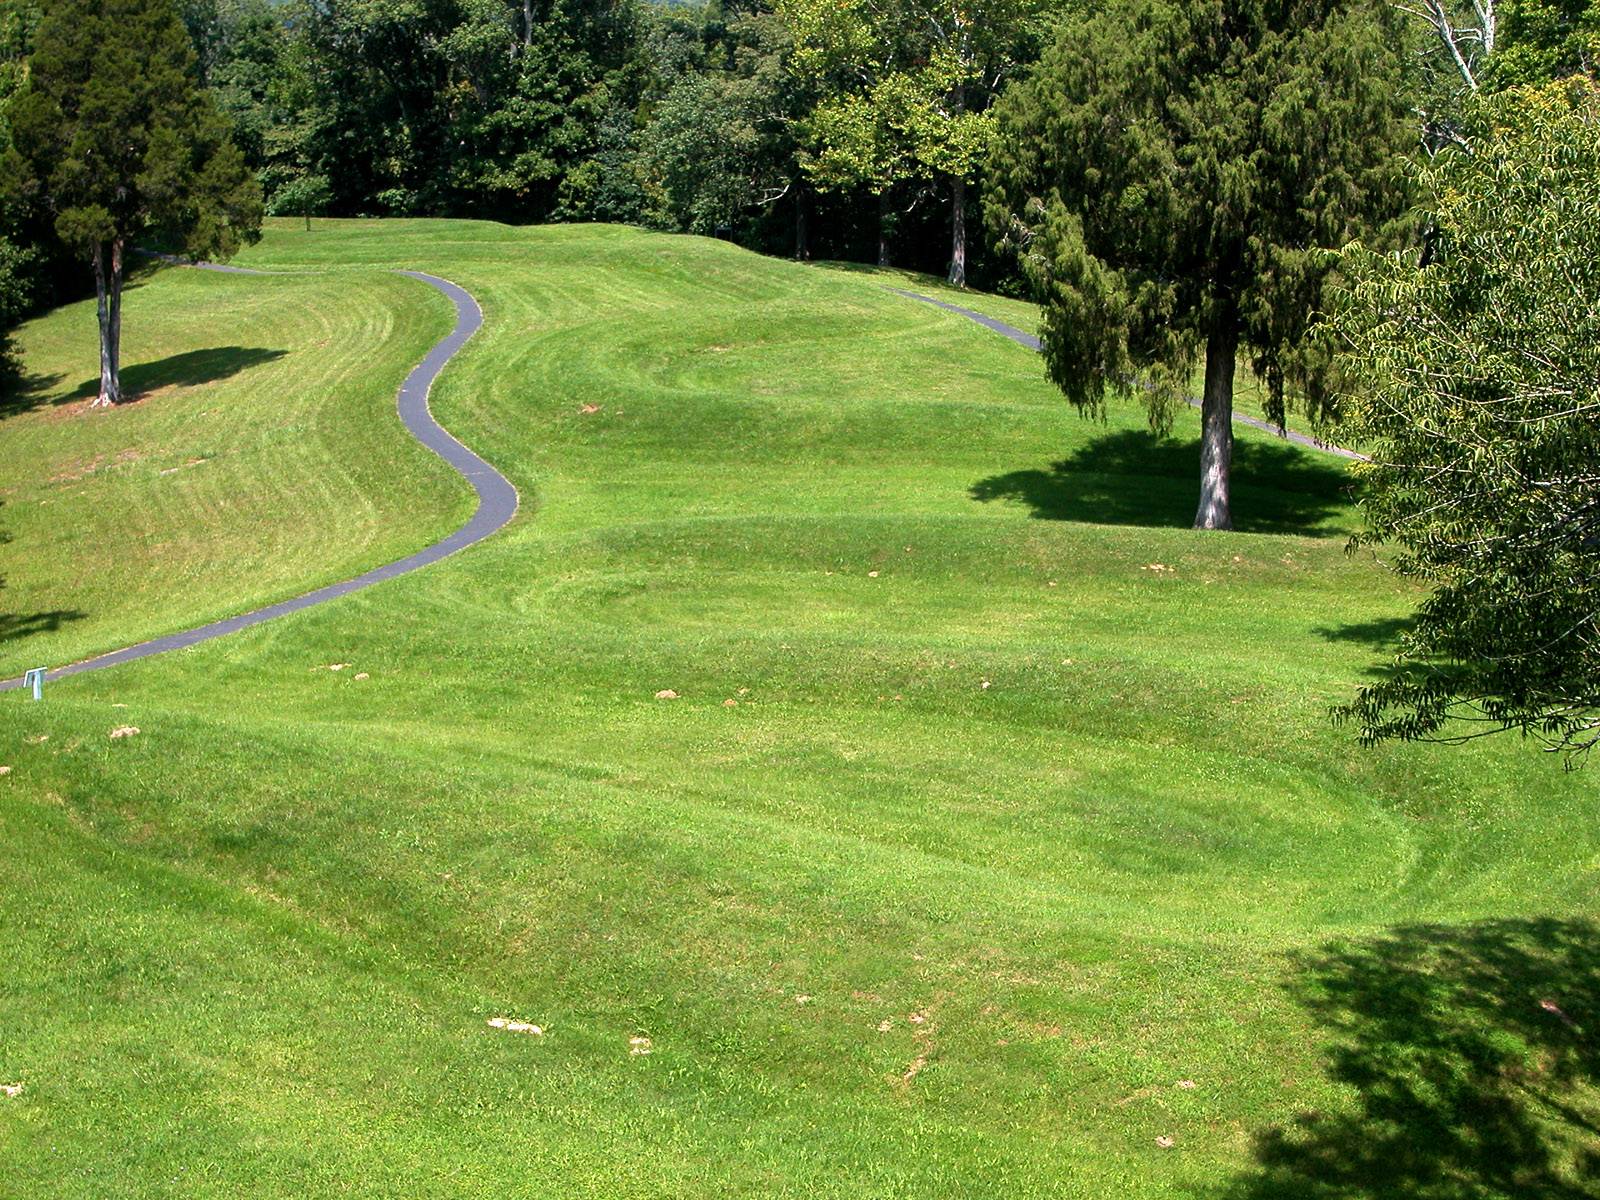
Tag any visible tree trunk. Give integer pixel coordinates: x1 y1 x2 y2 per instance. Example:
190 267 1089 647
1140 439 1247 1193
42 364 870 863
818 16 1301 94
794 186 809 261
947 176 967 288
877 191 891 268
91 240 124 408
522 0 533 51
1193 299 1237 530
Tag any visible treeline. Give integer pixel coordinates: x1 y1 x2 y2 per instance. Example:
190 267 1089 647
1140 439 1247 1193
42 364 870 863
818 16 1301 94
3 0 1596 338
161 0 1051 286
0 0 1057 361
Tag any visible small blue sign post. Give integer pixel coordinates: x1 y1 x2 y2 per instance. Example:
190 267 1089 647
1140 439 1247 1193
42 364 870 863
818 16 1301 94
22 668 46 701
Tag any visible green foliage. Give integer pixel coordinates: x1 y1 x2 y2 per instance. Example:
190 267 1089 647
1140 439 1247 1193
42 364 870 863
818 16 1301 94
271 0 643 221
632 12 797 235
446 0 636 217
638 73 763 233
557 101 647 221
0 0 1059 277
779 0 915 196
265 171 331 222
6 0 262 260
1488 0 1600 88
0 0 40 381
0 234 30 385
185 0 297 169
0 0 33 105
987 0 1414 433
1327 83 1600 756
1397 0 1599 146
780 0 1040 197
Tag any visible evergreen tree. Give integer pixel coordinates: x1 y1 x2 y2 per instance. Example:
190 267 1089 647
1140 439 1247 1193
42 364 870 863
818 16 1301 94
5 0 261 406
0 0 42 383
987 0 1412 528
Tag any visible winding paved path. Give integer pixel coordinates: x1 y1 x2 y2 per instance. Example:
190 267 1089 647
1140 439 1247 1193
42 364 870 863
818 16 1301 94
0 268 516 693
6 271 1352 694
889 288 1366 462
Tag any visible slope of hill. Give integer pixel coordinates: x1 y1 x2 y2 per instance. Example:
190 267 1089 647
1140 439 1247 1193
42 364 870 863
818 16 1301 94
2 219 1594 1198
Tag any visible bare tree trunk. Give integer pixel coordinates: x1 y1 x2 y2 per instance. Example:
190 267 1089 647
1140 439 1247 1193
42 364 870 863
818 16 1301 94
794 185 809 261
947 176 967 288
522 0 533 51
877 191 891 268
1417 0 1488 90
109 240 124 396
1194 299 1237 531
90 240 123 408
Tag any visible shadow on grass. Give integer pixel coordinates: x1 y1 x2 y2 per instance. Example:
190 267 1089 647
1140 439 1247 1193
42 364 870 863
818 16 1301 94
1316 616 1416 649
969 430 1350 535
1217 919 1600 1200
811 260 898 277
0 608 85 646
1 346 287 419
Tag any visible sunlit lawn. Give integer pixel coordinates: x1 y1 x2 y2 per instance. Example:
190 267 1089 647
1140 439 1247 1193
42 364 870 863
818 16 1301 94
2 219 1595 1198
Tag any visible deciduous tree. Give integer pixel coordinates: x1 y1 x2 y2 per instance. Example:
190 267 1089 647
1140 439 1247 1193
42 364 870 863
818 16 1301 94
779 0 1041 282
1326 83 1600 756
1484 0 1600 87
1397 0 1597 149
779 0 919 265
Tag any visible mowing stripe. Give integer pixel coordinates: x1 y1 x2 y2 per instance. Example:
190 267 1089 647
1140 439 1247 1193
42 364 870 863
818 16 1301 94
888 287 1367 462
1 269 516 693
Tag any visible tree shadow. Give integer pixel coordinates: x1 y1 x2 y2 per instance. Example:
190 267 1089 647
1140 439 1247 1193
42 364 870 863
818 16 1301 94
0 367 68 416
969 429 1351 535
0 509 86 652
1216 918 1600 1199
0 346 287 419
0 608 86 646
1315 616 1416 648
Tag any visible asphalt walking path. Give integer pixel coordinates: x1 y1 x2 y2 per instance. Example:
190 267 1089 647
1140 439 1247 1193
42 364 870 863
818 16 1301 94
0 267 517 693
888 288 1367 462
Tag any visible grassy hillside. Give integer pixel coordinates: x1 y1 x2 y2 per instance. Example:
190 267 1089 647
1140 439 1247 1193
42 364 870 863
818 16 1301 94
2 218 1595 1198
0 262 468 675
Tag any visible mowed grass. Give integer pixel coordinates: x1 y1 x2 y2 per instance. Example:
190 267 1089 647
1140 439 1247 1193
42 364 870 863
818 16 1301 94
0 263 466 675
2 218 1597 1197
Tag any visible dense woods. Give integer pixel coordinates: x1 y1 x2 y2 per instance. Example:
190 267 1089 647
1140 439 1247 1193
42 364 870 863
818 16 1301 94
2 0 1595 316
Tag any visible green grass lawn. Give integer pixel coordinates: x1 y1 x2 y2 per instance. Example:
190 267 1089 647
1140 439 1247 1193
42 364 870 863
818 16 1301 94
0 261 467 673
865 270 1348 445
2 218 1596 1198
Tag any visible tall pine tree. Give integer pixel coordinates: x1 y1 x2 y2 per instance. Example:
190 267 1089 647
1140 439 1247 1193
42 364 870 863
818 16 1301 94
5 0 261 406
987 0 1412 528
